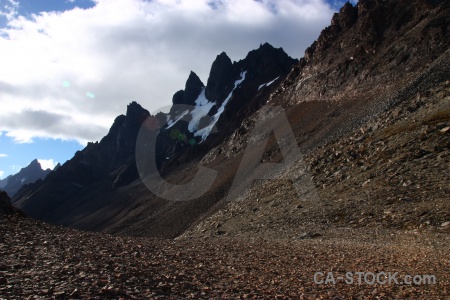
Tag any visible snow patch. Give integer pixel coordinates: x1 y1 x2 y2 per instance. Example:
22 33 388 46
187 88 216 132
167 110 189 129
195 71 247 141
258 76 280 90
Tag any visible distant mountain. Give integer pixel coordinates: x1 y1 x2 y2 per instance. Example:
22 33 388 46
14 0 449 238
0 176 11 189
2 159 52 198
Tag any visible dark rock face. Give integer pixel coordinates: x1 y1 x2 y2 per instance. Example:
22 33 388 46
203 43 297 108
171 90 185 105
184 71 205 105
331 2 358 29
170 72 205 116
172 71 204 106
0 191 15 216
205 52 234 101
238 43 297 80
2 159 52 197
13 102 150 221
276 0 449 108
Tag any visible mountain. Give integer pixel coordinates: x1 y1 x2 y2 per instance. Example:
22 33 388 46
182 0 450 238
13 0 449 239
1 159 53 198
13 101 150 221
0 176 10 189
13 43 297 234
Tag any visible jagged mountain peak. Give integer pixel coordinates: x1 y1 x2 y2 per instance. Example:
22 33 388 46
257 42 282 53
184 71 205 104
172 71 205 106
331 1 358 29
29 159 41 168
205 52 234 101
21 159 47 173
186 71 204 89
1 159 52 197
125 101 150 127
237 42 297 83
104 101 149 140
126 101 147 117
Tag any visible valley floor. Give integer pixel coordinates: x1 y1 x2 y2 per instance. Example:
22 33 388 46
1 215 448 299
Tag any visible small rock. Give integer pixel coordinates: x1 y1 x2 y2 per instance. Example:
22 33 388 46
362 179 371 187
296 232 322 240
54 291 66 299
41 289 50 295
70 288 80 297
441 221 450 227
392 109 401 118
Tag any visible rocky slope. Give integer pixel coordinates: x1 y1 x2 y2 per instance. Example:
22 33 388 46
1 214 448 299
182 77 450 239
181 0 450 239
1 159 52 198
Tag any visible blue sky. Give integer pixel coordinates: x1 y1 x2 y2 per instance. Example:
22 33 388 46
0 132 83 177
0 0 354 179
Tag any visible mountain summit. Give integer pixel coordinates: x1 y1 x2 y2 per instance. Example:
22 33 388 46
1 159 52 197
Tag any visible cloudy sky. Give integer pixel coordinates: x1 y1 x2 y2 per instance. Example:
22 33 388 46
0 0 355 179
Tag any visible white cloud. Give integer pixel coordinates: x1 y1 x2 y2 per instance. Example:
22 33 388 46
0 0 19 21
0 153 7 157
0 170 4 178
0 0 336 144
38 159 57 170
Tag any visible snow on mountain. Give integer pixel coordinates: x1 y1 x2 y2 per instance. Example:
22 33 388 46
195 71 247 141
258 76 280 90
187 88 216 132
166 110 190 129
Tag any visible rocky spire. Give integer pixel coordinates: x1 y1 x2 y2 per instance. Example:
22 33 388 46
172 71 204 106
205 52 234 101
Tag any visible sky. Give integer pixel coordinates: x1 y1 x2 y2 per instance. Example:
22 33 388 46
0 0 357 179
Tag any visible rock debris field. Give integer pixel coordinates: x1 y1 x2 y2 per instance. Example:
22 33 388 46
1 215 448 299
